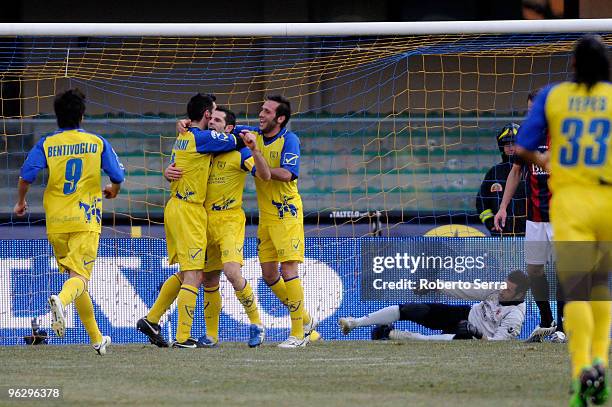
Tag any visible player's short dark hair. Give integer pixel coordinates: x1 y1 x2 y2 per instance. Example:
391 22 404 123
574 34 610 90
266 95 291 128
507 270 530 296
54 89 86 129
527 88 540 102
187 93 216 121
215 106 236 127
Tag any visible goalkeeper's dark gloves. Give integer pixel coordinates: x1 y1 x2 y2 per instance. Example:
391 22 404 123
454 320 483 340
371 324 394 340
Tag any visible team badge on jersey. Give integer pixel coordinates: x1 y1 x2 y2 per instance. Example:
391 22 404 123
270 151 279 159
490 183 503 192
216 161 226 169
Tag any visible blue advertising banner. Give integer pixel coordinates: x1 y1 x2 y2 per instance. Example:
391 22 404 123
0 238 556 345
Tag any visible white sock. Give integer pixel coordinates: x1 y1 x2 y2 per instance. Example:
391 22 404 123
355 305 400 326
412 333 455 341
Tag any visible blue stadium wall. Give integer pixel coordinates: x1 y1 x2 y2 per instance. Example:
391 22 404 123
0 237 557 345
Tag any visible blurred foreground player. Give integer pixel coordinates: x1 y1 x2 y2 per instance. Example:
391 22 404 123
516 35 612 406
14 89 125 355
339 271 529 341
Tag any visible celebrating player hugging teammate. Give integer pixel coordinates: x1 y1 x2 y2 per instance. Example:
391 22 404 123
162 106 271 348
136 93 241 349
234 96 318 348
168 95 319 348
15 89 125 355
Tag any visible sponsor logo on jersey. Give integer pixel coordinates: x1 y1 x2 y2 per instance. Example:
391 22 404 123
211 197 235 211
175 190 195 201
272 195 298 219
79 197 102 224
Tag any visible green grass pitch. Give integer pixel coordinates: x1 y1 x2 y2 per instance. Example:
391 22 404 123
1 340 577 406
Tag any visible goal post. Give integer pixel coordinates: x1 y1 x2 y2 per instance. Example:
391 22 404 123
0 20 610 344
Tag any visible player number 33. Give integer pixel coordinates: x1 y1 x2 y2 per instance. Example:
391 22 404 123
560 117 611 166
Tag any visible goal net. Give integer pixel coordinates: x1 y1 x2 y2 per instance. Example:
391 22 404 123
1 23 610 344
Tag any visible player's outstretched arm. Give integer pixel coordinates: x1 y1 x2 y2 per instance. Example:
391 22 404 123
493 163 521 232
14 178 31 216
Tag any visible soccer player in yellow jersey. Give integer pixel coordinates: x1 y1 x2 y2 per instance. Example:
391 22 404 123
237 96 317 348
14 89 125 355
137 93 238 349
200 107 270 347
516 35 612 406
164 107 271 347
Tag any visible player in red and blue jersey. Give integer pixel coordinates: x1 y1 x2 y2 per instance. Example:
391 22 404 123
494 89 564 343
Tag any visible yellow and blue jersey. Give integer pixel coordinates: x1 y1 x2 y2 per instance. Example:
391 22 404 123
236 125 303 224
20 128 125 234
517 81 612 192
169 127 237 205
205 147 254 212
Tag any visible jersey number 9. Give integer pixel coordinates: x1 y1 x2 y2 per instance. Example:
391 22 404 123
63 157 83 195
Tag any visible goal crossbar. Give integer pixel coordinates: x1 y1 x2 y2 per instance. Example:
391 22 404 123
0 19 610 37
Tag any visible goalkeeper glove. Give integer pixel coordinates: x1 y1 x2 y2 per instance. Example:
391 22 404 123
454 320 483 340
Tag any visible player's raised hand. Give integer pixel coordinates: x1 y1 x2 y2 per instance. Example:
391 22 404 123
493 207 507 232
164 163 183 181
13 201 28 216
176 119 191 133
103 183 120 199
239 130 257 150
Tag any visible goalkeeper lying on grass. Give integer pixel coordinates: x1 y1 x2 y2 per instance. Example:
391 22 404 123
339 270 529 341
